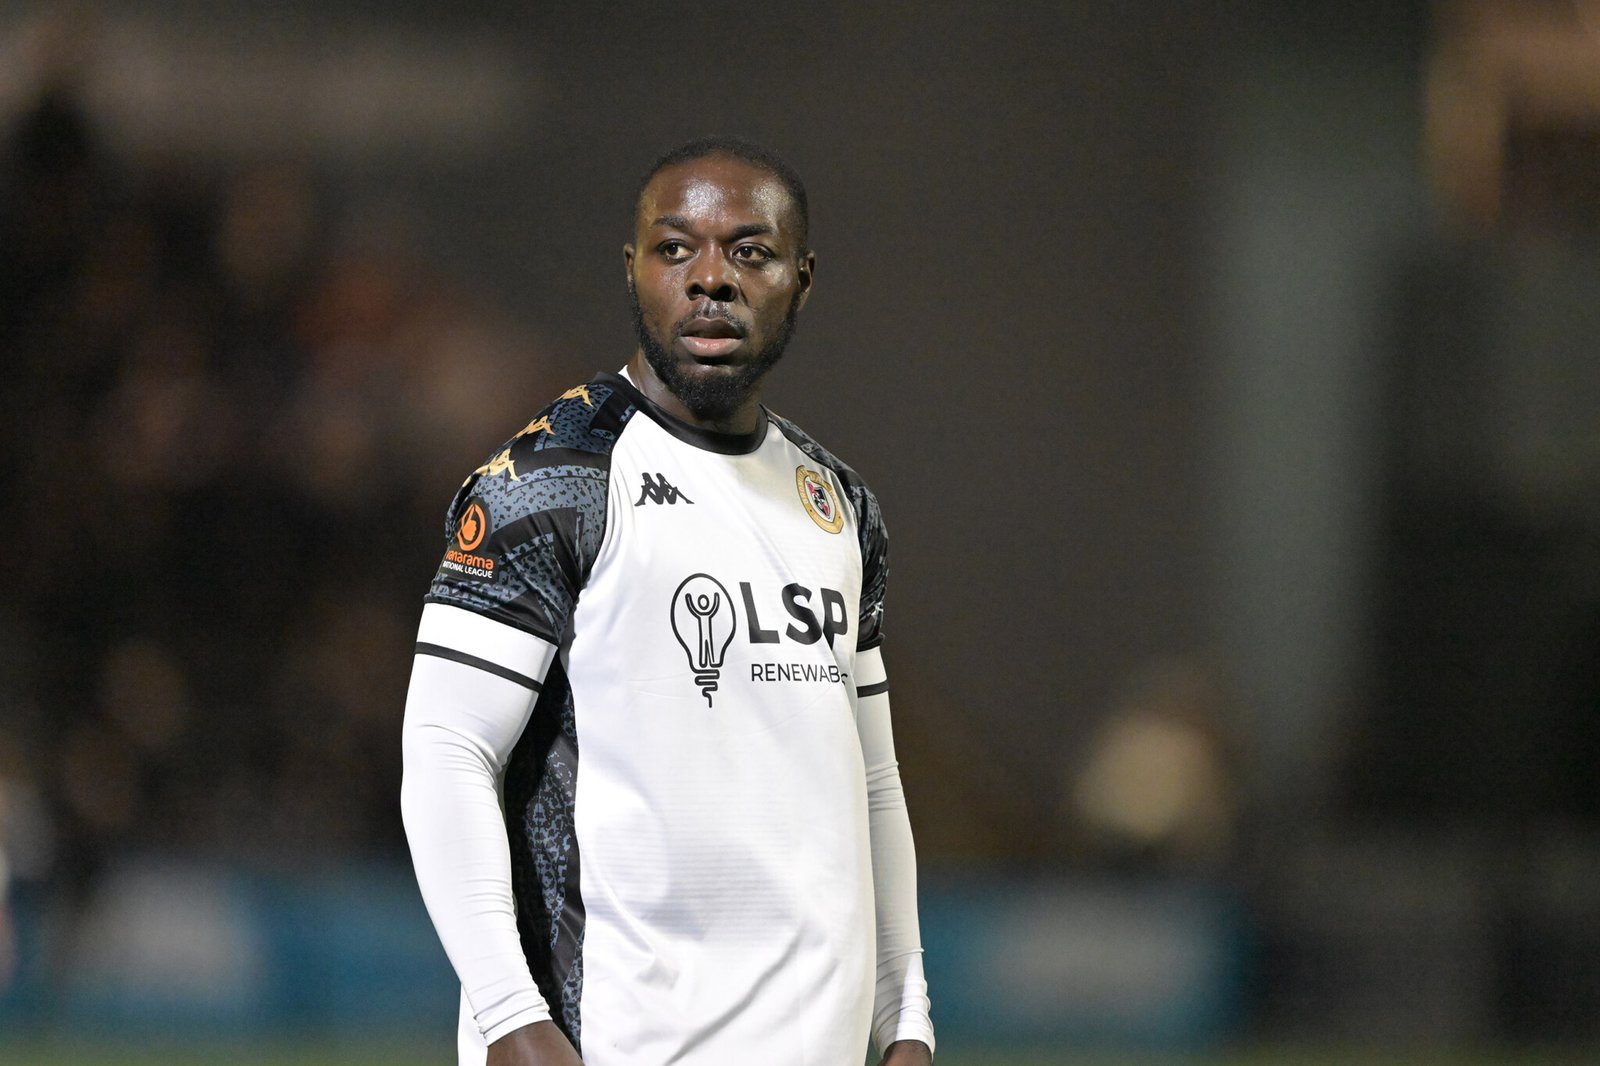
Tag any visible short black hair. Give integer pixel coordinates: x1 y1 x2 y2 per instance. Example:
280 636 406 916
635 137 810 251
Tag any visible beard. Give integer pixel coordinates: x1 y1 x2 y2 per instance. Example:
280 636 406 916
629 286 801 423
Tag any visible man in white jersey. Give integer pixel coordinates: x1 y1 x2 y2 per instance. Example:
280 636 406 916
401 139 935 1066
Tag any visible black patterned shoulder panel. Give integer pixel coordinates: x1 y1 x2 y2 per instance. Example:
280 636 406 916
425 379 638 643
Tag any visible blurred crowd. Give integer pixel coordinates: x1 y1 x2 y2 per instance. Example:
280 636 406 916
0 83 549 906
0 78 1253 948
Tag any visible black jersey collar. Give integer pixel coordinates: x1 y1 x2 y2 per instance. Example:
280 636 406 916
596 371 768 456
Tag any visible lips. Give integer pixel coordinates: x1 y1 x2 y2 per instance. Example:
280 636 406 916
678 316 746 360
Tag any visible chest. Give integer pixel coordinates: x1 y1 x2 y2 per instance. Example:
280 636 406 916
582 418 863 666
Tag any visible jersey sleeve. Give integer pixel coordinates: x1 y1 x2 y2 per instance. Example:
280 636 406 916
426 383 631 651
405 381 633 1047
851 476 889 651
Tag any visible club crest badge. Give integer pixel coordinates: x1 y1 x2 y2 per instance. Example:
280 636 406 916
796 466 844 534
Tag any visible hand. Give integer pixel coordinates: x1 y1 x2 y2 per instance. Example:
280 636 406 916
879 1038 934 1066
485 1020 583 1066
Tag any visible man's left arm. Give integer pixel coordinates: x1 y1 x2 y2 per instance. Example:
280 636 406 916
855 645 935 1064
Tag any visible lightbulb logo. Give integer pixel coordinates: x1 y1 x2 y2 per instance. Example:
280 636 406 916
669 573 737 706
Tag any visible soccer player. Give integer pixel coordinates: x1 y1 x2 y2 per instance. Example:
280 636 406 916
401 139 935 1066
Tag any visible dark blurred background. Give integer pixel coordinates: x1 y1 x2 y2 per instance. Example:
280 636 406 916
3 0 1600 1060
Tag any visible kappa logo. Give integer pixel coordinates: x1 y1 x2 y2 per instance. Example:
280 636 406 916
474 448 520 483
519 414 556 437
464 412 558 489
635 472 694 506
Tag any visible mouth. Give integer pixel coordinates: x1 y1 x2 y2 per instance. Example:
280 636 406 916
677 315 746 360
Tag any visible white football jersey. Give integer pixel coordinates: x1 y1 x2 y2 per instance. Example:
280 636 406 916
407 370 927 1065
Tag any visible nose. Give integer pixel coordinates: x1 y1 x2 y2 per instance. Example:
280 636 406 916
686 248 737 303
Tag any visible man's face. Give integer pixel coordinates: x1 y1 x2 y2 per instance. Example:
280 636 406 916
625 155 814 424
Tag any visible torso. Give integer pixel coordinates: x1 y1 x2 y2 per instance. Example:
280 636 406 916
565 403 873 1065
434 372 884 1065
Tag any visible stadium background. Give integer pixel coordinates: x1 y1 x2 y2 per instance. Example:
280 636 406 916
3 1 1600 1062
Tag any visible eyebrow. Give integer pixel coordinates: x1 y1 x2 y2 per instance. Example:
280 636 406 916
650 216 777 241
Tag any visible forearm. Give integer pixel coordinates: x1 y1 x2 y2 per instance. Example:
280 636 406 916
401 707 548 1038
866 792 935 1053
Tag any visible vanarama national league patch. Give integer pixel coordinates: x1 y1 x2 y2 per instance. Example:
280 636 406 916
440 497 500 582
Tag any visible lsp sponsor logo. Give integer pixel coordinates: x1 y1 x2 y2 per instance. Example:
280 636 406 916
738 581 849 648
670 573 850 703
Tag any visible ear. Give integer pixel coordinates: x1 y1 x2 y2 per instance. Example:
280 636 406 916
794 250 816 311
623 242 636 292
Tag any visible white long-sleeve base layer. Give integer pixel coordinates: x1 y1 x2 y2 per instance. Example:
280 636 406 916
401 375 933 1065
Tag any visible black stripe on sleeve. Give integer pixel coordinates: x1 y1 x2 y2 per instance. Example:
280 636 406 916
855 679 890 699
415 642 544 692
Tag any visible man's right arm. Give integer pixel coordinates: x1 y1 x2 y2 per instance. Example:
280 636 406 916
400 602 573 1061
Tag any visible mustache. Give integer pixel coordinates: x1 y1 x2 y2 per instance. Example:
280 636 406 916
674 304 745 334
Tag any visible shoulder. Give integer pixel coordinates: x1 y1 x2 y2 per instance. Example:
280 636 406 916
482 378 638 472
445 378 640 528
769 412 891 646
470 377 640 487
429 380 639 635
766 411 875 499
766 410 884 531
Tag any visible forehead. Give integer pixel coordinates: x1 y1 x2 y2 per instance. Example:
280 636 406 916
636 155 798 238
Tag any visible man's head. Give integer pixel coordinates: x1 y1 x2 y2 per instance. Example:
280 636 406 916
624 138 815 430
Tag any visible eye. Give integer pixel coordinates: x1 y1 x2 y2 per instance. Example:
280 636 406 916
658 239 691 261
733 244 774 262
